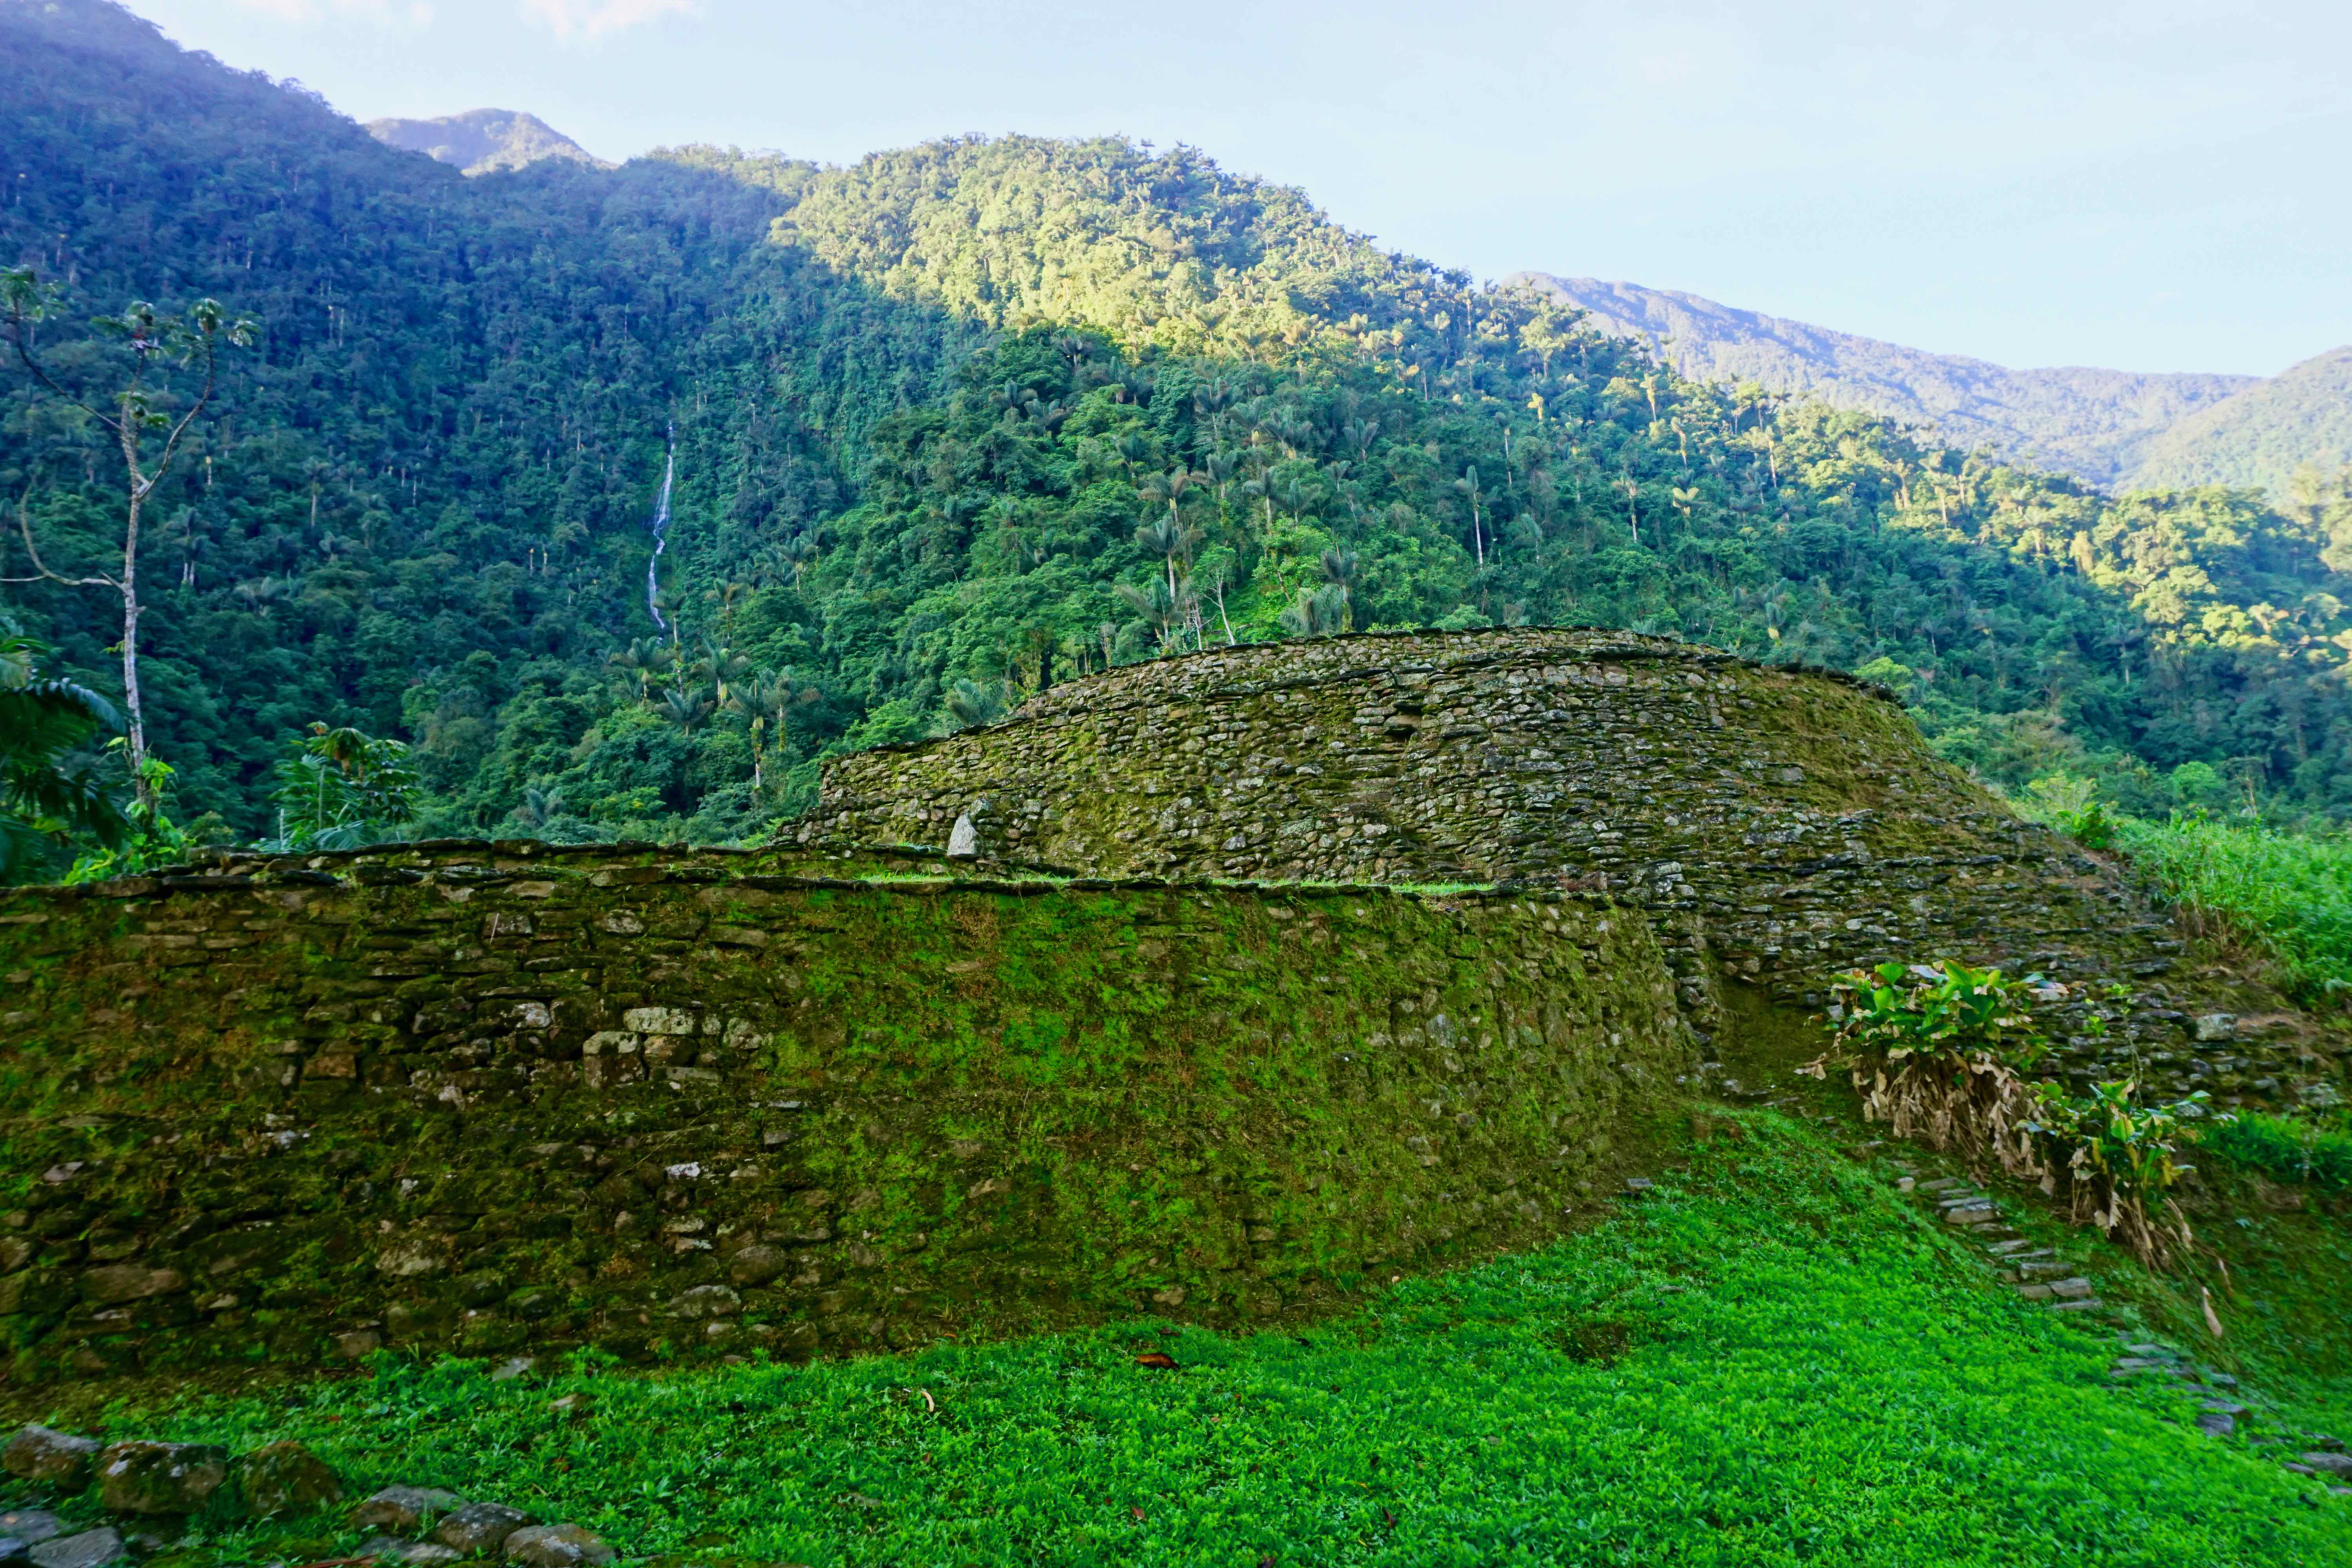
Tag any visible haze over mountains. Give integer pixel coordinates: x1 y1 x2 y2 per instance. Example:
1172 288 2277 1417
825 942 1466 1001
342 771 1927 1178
365 107 608 176
1513 274 2348 499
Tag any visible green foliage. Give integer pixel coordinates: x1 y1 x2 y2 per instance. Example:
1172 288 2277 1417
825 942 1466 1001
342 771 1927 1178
2205 1110 2352 1192
264 721 421 850
2028 1080 2208 1208
27 1115 2350 1566
2109 813 2352 999
2025 773 2117 849
0 620 127 880
11 1 2352 859
1824 960 2049 1073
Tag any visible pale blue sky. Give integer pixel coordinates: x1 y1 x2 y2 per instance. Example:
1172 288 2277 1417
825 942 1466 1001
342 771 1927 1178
130 0 2352 377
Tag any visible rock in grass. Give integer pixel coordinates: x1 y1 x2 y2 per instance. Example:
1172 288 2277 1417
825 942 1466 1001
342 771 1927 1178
502 1523 616 1566
353 1486 467 1534
94 1441 229 1515
2 1428 100 1491
25 1528 126 1568
358 1539 462 1566
432 1501 537 1554
0 1512 62 1546
236 1441 342 1517
2302 1452 2352 1479
0 1539 24 1564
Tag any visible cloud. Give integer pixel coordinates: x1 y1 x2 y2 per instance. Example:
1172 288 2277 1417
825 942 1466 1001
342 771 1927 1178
516 0 696 40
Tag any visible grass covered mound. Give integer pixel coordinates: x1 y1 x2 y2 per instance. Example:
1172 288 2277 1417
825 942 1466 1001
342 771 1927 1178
13 1113 2349 1567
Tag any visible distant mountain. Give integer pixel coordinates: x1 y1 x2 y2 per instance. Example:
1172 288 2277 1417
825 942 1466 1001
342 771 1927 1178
1506 274 2256 490
2127 346 2352 497
365 108 608 175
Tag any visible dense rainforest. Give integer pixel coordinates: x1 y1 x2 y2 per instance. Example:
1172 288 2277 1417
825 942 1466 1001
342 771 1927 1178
6 0 2352 869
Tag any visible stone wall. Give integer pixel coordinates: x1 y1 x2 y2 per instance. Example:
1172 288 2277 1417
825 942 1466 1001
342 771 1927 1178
802 628 2346 1107
0 846 1690 1381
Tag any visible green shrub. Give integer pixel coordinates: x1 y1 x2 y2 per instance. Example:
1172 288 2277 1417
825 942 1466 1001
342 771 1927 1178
2207 1110 2352 1190
2111 813 2352 1000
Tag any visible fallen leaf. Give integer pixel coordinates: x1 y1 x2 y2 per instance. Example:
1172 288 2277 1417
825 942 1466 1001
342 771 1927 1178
1131 1504 1147 1521
1135 1352 1178 1369
2202 1285 2225 1340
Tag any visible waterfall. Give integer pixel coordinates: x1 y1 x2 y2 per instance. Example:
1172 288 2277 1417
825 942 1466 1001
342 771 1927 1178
645 425 675 631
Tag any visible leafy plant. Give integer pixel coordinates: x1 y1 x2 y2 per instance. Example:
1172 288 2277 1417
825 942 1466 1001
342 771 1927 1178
0 621 129 880
2026 1079 2208 1269
265 722 422 851
1813 960 2052 1180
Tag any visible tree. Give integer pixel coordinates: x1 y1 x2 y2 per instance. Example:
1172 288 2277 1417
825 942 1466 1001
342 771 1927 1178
726 667 819 789
266 722 421 851
2 268 254 810
0 621 130 881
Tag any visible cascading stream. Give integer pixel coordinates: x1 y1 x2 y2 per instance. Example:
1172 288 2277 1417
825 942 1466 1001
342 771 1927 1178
645 425 675 631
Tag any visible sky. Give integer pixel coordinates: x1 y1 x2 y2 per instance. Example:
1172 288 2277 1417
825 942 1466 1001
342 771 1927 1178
128 0 2352 377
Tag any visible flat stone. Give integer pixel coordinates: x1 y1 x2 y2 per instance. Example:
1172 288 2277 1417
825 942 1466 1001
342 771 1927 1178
359 1540 463 1566
0 1539 24 1565
2049 1277 2096 1299
503 1523 617 1566
0 1512 63 1546
668 1284 741 1319
236 1440 341 1517
2 1428 99 1491
95 1441 229 1514
727 1244 791 1287
352 1486 468 1534
2195 1411 2235 1437
75 1266 183 1307
488 1357 537 1381
25 1529 125 1568
2047 1299 2103 1313
1623 1178 1653 1193
2301 1452 2352 1479
432 1501 537 1554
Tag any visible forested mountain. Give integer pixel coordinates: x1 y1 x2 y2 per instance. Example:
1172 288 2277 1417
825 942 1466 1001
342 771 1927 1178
7 0 2352 868
1507 274 2258 489
2129 346 2352 500
365 108 610 176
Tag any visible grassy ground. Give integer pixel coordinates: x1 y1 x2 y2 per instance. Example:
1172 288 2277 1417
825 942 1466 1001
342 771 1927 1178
2109 814 2352 999
4 1110 2348 1567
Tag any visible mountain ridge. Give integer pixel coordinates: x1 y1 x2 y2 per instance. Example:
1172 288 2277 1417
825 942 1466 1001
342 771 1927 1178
1506 273 2257 488
365 107 610 175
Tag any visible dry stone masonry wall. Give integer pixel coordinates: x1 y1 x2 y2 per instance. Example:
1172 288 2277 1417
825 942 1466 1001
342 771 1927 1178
0 848 1688 1381
806 628 2347 1107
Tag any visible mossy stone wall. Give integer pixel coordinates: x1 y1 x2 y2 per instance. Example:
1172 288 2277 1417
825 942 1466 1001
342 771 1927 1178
0 850 1687 1381
804 629 2343 1105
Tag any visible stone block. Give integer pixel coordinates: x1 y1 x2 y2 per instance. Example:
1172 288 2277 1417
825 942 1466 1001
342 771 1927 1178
236 1440 341 1517
503 1524 615 1566
432 1501 537 1554
2 1428 98 1490
94 1440 229 1514
352 1485 467 1534
25 1528 124 1568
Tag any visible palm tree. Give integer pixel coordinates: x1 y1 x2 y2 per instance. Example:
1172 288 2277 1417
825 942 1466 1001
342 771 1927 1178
1318 548 1359 632
1456 466 1486 565
944 678 1008 731
0 623 129 880
726 666 819 789
657 687 714 734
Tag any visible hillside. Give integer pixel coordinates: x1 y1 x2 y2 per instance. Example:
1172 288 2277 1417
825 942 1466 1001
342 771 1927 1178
2129 345 2352 497
8 0 2352 868
364 107 610 175
1507 274 2256 488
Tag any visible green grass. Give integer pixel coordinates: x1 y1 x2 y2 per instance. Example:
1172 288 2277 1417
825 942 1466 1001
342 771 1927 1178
8 1112 2348 1567
2208 1110 2352 1191
2111 814 2352 998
